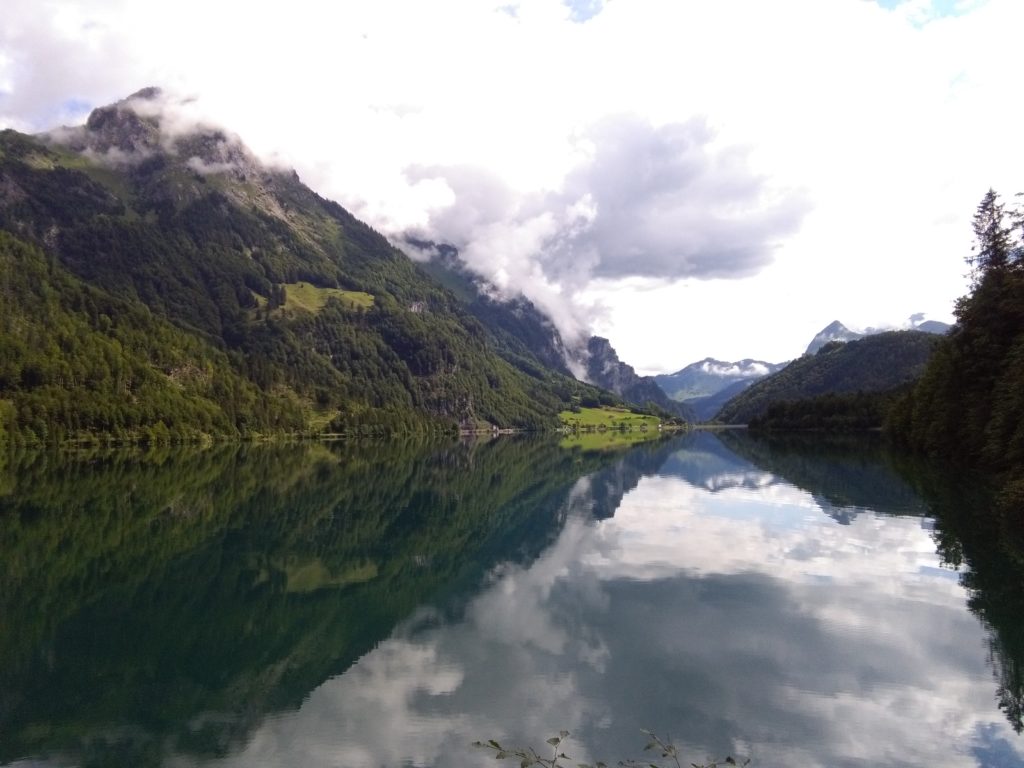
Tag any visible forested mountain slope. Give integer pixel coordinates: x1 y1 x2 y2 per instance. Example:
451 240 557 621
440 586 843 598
414 241 691 418
0 90 604 442
715 331 939 424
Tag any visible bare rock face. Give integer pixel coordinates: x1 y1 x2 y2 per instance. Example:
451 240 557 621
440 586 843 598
584 336 693 419
585 336 635 393
83 98 162 154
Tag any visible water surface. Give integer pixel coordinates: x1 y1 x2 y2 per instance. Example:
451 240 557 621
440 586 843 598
1 433 1021 767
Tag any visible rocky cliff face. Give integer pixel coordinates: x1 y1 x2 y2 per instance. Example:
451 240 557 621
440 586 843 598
585 337 693 419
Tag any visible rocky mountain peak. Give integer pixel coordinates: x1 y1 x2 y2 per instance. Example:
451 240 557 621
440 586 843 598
49 88 260 180
81 92 163 154
805 320 863 355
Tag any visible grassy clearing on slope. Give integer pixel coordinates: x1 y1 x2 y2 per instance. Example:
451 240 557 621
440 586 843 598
559 406 661 431
282 282 374 313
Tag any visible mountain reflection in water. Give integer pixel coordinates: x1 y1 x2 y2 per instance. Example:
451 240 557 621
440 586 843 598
0 432 1021 768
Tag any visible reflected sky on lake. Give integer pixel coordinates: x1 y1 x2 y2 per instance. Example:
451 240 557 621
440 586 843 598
195 435 1024 768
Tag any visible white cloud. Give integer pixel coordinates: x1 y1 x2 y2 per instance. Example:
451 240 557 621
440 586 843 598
1 0 1021 369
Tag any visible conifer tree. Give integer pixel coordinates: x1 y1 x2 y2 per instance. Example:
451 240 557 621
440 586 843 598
969 188 1013 281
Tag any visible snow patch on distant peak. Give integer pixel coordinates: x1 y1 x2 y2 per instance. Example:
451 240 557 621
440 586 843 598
699 359 772 378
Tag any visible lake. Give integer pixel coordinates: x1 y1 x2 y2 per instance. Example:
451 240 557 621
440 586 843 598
1 432 1022 768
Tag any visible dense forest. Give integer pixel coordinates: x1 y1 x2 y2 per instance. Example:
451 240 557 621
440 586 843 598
887 189 1024 512
0 93 612 443
747 387 911 432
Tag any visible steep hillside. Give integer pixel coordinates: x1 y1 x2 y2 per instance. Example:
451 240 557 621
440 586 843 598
410 240 689 419
0 231 307 442
409 241 575 379
716 331 939 424
0 90 598 441
585 337 694 419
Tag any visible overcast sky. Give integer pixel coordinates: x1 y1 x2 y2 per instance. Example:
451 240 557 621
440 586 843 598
2 0 1022 373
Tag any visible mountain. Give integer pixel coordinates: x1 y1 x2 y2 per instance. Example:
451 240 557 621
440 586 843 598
716 330 940 424
653 357 786 421
408 239 693 420
584 336 694 419
0 89 604 442
654 358 785 401
805 318 950 355
805 320 864 355
915 319 951 335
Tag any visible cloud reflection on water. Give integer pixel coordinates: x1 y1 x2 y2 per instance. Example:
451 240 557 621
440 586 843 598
202 436 1024 768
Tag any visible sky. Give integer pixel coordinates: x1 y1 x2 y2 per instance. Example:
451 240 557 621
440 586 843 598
1 0 1022 373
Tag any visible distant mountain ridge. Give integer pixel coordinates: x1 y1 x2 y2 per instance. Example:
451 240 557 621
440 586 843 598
408 240 575 379
653 357 786 422
654 357 785 400
805 318 950 355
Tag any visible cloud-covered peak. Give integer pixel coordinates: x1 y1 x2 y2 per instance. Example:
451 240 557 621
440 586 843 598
43 88 267 179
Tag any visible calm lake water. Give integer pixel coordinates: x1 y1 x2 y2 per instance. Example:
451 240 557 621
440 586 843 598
1 432 1022 768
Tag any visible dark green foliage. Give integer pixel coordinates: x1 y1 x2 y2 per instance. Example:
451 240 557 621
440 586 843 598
748 387 909 432
888 189 1024 475
0 231 306 443
716 331 938 424
882 188 1024 731
970 188 1014 280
